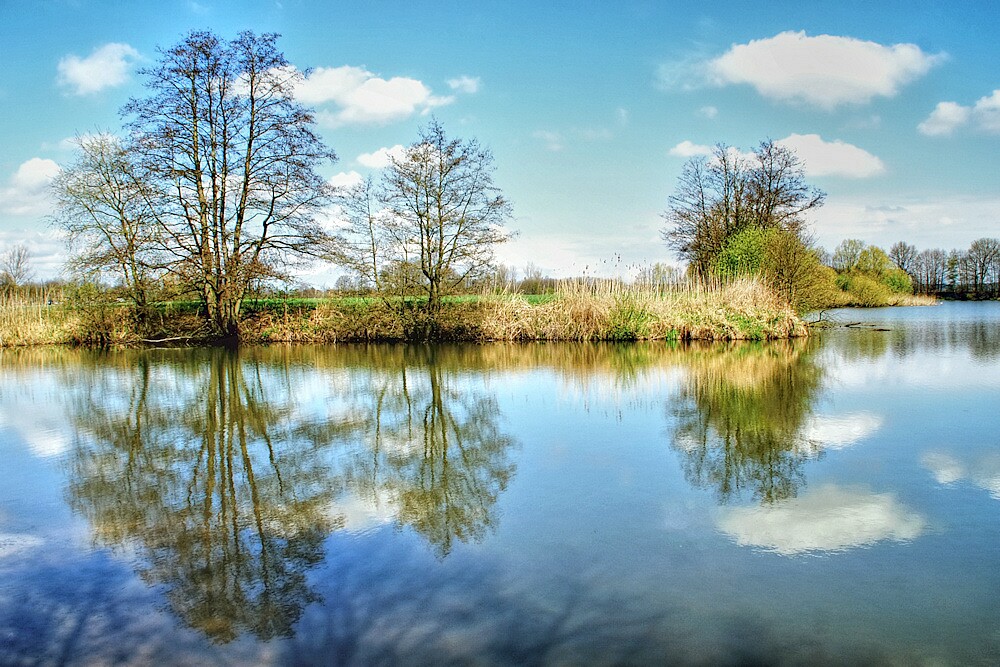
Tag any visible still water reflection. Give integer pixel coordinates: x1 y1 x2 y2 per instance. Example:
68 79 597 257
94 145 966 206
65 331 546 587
1 303 999 665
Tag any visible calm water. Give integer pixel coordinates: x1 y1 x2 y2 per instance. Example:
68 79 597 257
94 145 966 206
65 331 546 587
1 302 998 666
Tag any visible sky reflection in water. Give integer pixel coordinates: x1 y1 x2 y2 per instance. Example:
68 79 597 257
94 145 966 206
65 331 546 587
1 304 999 665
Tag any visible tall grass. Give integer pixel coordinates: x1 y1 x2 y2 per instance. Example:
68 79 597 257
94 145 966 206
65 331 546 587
0 289 71 346
475 277 806 342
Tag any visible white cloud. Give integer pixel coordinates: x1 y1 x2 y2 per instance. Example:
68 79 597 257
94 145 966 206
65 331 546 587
328 171 364 190
803 412 883 449
777 133 885 178
57 43 140 95
707 31 943 110
918 101 971 136
616 107 630 126
972 90 1000 133
296 65 453 126
669 140 712 157
356 144 407 169
533 130 564 152
717 484 926 556
447 75 480 94
699 105 719 119
0 158 60 216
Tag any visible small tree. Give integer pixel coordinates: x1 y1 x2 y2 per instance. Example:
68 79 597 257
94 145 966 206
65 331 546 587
336 119 513 323
0 244 33 291
51 133 159 313
384 119 513 314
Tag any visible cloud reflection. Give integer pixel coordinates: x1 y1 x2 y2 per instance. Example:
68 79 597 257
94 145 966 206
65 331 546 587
716 484 925 555
803 412 882 449
922 451 1000 499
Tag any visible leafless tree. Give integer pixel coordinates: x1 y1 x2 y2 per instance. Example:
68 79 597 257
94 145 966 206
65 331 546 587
889 241 918 275
123 30 337 337
337 119 512 318
0 244 33 289
50 133 160 312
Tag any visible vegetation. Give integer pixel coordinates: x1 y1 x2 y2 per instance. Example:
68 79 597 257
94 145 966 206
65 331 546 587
0 276 804 347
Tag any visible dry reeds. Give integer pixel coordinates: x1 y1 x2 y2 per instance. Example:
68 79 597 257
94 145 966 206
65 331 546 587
476 277 806 342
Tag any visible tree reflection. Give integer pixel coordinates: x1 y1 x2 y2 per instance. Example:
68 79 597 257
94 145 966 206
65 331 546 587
670 339 824 504
334 346 517 557
62 345 518 643
66 349 344 643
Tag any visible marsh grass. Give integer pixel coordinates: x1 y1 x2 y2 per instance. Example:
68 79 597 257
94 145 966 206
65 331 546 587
474 277 806 342
0 277 806 346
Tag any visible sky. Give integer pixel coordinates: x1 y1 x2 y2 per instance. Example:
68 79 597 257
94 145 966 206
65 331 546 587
0 0 998 284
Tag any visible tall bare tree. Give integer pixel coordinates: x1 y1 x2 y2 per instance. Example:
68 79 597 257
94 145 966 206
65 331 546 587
123 30 336 337
51 134 159 312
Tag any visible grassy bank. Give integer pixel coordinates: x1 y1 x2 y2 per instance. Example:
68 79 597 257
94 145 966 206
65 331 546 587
0 278 806 347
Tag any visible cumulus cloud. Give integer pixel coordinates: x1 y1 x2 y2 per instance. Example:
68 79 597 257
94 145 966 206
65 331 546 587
328 171 364 190
717 484 926 556
295 65 453 126
669 140 712 157
777 133 885 178
918 89 1000 136
706 31 943 110
447 76 480 94
917 101 971 136
803 412 883 449
57 42 140 95
0 158 60 216
356 144 407 168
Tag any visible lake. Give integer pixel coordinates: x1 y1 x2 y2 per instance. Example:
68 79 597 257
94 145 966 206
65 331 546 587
1 301 998 665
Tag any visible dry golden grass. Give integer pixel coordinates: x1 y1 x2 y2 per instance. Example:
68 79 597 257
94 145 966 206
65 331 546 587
476 277 806 342
0 291 73 346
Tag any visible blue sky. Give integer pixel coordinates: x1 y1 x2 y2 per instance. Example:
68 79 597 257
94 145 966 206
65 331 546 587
1 0 998 283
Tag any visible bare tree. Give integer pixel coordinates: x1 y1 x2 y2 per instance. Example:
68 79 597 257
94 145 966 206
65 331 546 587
965 238 1000 297
338 119 512 318
889 241 918 275
662 140 823 276
123 30 337 338
0 244 33 289
50 134 159 312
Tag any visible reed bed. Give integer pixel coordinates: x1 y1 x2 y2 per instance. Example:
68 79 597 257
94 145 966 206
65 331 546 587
475 277 806 342
0 290 73 346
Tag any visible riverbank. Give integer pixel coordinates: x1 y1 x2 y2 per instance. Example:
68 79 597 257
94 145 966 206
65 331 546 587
0 279 807 347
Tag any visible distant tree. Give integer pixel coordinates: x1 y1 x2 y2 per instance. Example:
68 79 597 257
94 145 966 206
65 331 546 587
912 248 948 294
50 133 159 313
965 238 1000 297
662 140 824 276
123 30 337 338
0 244 33 290
831 239 866 271
889 241 918 275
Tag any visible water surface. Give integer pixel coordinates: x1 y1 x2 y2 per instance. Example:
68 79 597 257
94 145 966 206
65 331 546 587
1 302 998 665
